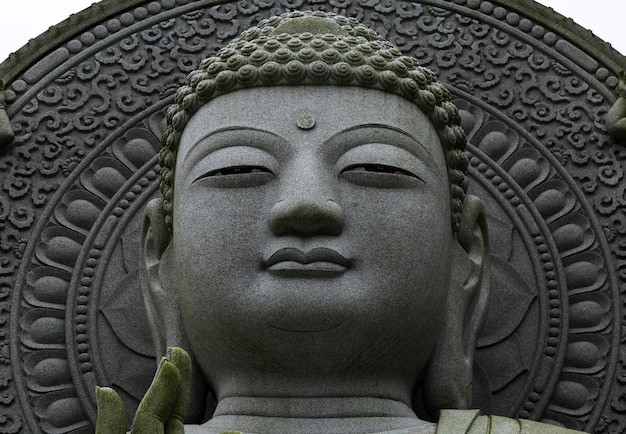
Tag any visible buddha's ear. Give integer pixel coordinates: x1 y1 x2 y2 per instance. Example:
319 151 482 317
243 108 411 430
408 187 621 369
140 198 208 422
140 198 182 358
422 194 490 417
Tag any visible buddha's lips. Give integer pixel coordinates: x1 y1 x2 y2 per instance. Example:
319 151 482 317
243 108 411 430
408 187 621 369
262 247 353 268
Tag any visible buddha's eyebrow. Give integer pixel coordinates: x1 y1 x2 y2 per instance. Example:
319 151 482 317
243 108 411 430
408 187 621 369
182 126 280 165
325 123 440 168
333 123 434 150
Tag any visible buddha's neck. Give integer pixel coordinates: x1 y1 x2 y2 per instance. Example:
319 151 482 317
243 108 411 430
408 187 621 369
214 395 418 418
196 396 436 434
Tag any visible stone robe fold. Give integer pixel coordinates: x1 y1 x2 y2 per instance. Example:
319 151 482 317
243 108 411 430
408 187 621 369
437 410 585 434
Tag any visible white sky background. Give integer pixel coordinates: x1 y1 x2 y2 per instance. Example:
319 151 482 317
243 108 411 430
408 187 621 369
0 1 625 63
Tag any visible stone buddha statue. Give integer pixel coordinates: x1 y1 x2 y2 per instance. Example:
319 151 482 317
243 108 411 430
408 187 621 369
95 11 584 434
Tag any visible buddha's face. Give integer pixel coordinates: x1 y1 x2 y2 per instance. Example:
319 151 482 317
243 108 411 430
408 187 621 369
167 86 455 400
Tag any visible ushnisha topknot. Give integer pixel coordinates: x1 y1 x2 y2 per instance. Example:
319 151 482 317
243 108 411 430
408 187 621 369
160 10 468 231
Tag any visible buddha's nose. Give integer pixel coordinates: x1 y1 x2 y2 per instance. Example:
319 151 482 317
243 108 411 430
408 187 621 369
269 196 344 236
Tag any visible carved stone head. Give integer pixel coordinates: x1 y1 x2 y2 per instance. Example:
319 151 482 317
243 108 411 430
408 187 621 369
139 11 491 425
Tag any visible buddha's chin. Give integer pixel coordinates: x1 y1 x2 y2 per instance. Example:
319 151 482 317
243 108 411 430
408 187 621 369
251 284 351 333
267 318 344 333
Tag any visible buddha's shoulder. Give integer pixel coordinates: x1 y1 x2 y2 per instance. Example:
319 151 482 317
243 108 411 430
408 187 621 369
183 412 585 434
438 410 586 434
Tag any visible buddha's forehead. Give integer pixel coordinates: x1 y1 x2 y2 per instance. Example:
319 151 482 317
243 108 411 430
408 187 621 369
177 86 444 167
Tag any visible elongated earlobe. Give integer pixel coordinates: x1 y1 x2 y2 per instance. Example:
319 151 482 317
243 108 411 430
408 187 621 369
140 198 208 422
422 194 490 417
140 198 180 358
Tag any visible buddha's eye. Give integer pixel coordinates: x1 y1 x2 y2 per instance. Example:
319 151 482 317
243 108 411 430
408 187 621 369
194 165 274 187
341 164 418 177
340 164 424 188
205 166 272 176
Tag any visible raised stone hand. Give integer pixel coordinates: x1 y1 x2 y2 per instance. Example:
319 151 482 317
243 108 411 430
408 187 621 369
96 347 191 434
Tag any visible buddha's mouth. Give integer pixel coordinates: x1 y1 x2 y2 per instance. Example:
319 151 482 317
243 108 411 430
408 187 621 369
262 247 353 277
